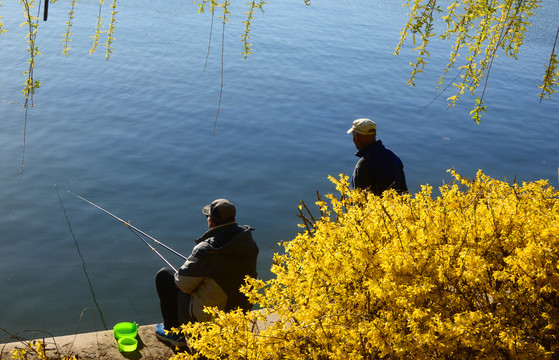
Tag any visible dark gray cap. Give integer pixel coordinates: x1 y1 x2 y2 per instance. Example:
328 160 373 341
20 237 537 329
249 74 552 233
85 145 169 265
202 199 236 224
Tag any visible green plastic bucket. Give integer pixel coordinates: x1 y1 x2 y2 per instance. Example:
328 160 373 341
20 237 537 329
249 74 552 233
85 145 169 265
118 336 138 352
113 322 138 340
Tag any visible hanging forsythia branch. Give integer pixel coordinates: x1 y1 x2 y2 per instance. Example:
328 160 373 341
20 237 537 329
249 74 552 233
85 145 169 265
90 0 104 55
539 26 559 101
105 0 118 61
241 1 266 58
395 0 552 123
170 170 559 359
20 0 41 102
61 0 77 57
18 0 41 179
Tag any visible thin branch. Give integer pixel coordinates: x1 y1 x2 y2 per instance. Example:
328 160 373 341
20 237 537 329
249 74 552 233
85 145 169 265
203 9 215 72
212 4 228 135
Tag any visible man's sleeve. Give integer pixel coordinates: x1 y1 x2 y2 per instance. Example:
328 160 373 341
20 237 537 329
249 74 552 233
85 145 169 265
174 244 209 294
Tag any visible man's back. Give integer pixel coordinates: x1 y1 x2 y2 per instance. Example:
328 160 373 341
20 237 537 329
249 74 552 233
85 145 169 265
175 223 259 321
353 140 408 196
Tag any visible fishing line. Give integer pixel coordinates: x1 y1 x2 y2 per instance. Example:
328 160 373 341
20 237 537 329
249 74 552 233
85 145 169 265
67 191 185 271
55 185 108 330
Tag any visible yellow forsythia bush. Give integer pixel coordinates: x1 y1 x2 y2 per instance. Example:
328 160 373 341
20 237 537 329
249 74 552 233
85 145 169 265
172 170 559 359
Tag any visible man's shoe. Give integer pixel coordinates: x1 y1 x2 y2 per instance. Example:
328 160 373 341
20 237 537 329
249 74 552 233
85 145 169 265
154 323 187 347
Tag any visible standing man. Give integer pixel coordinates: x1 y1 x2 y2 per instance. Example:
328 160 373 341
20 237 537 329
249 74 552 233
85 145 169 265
154 199 259 347
347 118 408 196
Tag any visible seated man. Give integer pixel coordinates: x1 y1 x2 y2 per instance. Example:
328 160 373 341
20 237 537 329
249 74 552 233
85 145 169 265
155 198 259 347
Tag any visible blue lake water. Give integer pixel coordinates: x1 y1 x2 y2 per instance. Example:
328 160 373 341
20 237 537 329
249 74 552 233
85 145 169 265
1 0 558 337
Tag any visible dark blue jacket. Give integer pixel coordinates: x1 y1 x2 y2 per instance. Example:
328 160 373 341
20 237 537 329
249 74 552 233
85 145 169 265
352 140 408 196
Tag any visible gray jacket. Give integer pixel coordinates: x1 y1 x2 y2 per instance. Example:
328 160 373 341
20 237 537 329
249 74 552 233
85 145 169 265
175 223 258 322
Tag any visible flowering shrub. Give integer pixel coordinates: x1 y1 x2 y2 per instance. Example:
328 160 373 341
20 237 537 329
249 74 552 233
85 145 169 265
172 170 559 359
9 339 76 360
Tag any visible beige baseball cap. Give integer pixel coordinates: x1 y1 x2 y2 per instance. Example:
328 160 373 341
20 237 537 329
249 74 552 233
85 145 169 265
347 118 376 135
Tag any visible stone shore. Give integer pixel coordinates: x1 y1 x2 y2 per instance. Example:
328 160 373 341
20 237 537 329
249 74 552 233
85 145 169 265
0 311 277 360
1 324 177 360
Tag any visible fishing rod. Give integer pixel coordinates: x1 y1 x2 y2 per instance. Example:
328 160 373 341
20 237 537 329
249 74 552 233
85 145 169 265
68 191 187 272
